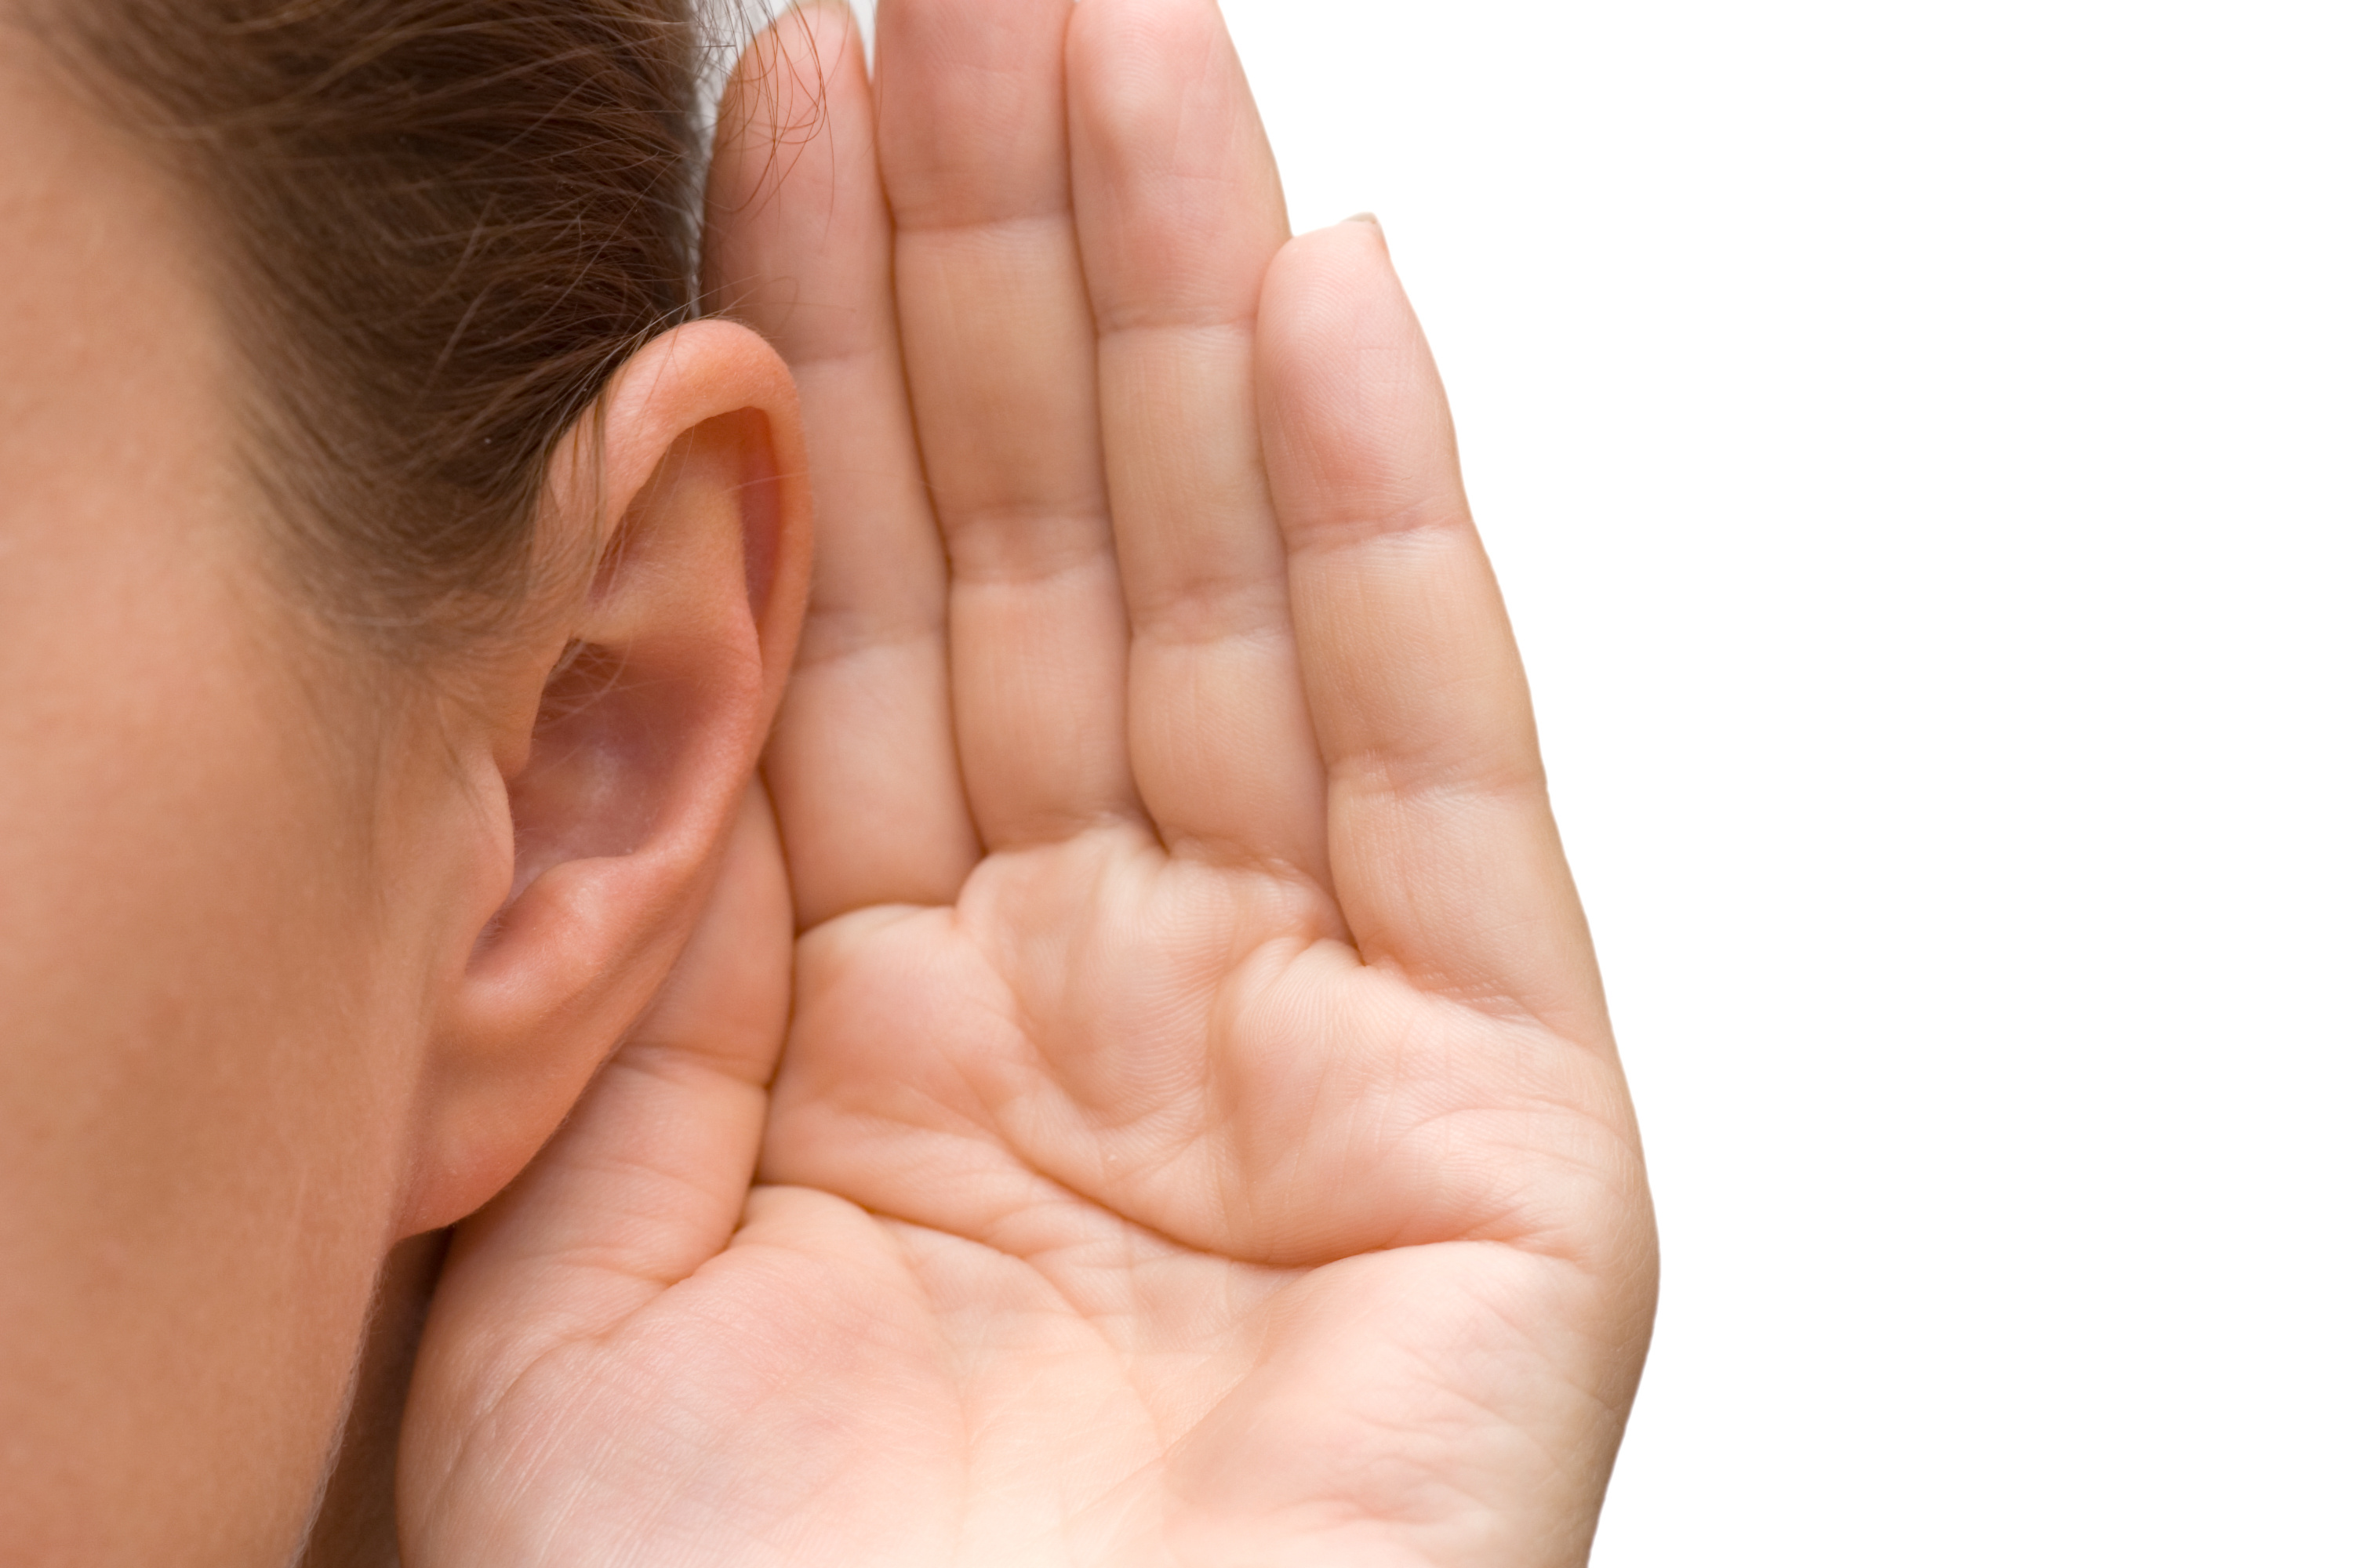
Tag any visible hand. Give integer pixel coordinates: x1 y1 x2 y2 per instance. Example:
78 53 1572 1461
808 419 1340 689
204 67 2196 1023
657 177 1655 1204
402 1 1656 1562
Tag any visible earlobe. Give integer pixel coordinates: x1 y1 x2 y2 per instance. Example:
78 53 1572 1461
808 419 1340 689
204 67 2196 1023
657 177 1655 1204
400 322 809 1235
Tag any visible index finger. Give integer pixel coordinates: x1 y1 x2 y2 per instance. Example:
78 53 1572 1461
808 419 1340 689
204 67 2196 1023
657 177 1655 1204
706 4 979 927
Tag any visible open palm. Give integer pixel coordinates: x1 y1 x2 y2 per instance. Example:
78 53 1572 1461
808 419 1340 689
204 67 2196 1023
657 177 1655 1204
405 1 1654 1563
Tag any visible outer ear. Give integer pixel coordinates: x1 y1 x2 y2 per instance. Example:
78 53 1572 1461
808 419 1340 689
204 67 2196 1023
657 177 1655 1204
400 321 809 1234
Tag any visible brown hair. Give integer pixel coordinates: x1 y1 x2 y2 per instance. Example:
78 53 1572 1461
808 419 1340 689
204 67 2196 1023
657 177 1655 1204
38 0 739 654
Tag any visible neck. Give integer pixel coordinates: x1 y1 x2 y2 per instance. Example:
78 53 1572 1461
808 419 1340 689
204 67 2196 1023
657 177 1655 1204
298 1229 450 1568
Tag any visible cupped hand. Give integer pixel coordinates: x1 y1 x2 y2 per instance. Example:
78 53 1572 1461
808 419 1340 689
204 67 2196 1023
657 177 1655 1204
403 2 1655 1563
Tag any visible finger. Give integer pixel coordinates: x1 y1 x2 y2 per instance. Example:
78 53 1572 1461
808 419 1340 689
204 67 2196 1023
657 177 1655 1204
706 3 979 925
427 787 791 1363
879 0 1142 848
1257 222 1606 1033
1068 0 1331 883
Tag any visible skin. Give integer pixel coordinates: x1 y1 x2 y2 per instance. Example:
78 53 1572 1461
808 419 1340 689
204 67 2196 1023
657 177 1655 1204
0 30 814 1568
0 0 1653 1559
400 0 1658 1563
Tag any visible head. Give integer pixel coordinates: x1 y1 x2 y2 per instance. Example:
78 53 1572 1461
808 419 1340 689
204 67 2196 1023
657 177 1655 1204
0 2 804 1560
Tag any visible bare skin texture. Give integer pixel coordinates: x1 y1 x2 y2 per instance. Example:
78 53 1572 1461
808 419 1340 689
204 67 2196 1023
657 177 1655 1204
0 31 814 1567
402 1 1658 1563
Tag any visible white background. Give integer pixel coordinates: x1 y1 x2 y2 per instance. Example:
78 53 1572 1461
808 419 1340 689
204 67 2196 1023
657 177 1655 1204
838 2 2356 1560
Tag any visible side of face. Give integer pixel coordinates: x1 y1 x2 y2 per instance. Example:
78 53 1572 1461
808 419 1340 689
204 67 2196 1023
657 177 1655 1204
0 34 809 1566
0 39 433 1563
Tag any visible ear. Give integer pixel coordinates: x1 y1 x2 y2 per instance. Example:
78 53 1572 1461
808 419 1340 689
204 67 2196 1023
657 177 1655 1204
399 321 809 1234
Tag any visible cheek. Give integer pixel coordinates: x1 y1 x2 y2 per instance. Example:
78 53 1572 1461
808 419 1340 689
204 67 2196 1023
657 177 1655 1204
0 560 417 1560
0 47 438 1555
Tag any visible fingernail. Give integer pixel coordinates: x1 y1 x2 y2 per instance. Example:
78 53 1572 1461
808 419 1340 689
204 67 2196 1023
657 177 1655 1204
1347 212 1380 228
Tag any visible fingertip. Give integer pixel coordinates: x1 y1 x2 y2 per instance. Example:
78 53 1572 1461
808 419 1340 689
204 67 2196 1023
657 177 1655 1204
1066 0 1224 106
1258 217 1419 410
705 0 885 324
717 0 862 151
1067 0 1289 327
783 0 869 64
1257 217 1460 564
759 0 867 60
1266 214 1401 305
